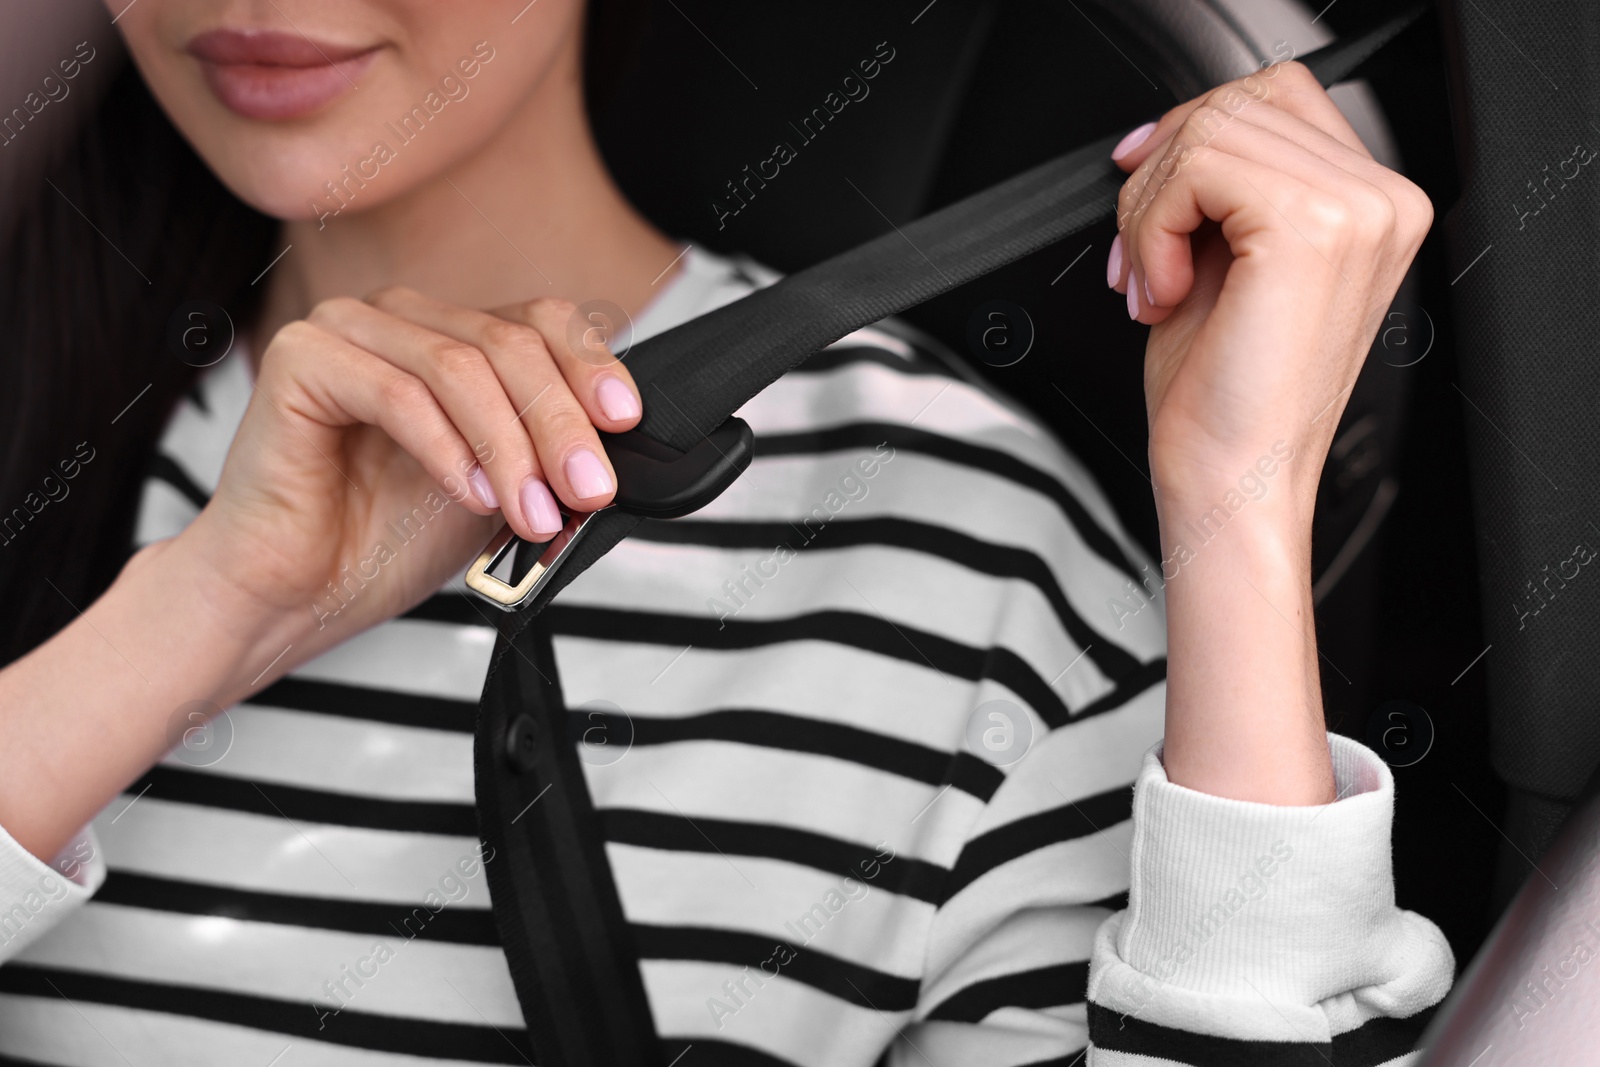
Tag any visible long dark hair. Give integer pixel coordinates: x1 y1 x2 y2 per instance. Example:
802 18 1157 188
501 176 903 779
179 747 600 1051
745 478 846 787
0 0 649 667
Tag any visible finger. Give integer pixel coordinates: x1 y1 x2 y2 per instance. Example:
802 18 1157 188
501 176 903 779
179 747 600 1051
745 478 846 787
1123 145 1362 335
1213 104 1434 248
493 296 644 432
257 321 486 510
383 291 645 434
1120 116 1401 319
1128 158 1364 435
1231 59 1371 158
1112 59 1371 182
308 295 562 543
365 289 620 516
1193 97 1396 189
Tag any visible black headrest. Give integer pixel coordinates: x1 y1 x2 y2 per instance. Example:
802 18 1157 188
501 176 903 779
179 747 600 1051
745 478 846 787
594 0 1177 269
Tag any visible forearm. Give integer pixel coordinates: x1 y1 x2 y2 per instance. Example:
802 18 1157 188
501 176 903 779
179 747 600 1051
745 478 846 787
0 529 303 862
1155 478 1336 806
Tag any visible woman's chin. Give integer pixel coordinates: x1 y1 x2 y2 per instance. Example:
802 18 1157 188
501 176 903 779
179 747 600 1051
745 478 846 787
201 149 384 226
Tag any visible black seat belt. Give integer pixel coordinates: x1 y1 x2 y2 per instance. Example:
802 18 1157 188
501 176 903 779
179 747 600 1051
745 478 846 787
470 8 1430 1064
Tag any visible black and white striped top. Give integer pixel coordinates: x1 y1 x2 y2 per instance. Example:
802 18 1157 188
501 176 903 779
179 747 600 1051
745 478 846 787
0 247 1451 1066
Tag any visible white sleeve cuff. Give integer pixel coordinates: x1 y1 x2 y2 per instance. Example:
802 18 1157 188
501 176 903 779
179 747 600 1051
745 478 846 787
1089 733 1453 1030
0 822 105 963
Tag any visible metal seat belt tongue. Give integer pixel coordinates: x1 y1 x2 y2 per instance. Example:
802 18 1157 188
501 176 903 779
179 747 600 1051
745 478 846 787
465 416 756 611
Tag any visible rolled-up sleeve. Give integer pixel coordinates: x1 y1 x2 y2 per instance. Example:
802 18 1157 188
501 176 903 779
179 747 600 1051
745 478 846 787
0 822 105 964
1087 732 1454 1065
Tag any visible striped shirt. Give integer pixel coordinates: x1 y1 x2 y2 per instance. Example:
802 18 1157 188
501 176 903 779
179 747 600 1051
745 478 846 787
0 247 1452 1066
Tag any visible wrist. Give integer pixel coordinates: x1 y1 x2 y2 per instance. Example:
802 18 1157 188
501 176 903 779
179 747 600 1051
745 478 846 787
0 532 312 861
129 531 312 699
1154 487 1311 583
1151 438 1317 548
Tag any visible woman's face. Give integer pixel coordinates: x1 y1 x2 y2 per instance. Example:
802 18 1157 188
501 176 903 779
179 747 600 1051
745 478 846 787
109 0 585 221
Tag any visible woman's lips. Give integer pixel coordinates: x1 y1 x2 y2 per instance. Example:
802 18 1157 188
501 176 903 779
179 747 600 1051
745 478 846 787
187 29 378 121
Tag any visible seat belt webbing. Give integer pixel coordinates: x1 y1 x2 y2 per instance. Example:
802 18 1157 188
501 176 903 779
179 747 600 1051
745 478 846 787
500 0 1430 645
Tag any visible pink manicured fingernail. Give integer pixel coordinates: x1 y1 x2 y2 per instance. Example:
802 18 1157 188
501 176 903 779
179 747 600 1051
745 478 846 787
1107 234 1123 289
519 477 563 537
1142 274 1155 307
564 448 614 500
468 465 498 509
1111 121 1158 162
1127 273 1142 319
595 375 641 421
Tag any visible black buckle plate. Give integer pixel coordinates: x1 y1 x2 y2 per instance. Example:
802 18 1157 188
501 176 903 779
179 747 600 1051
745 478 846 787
465 417 755 611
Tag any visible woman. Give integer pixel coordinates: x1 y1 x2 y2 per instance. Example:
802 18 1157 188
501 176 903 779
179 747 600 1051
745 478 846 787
0 0 1452 1063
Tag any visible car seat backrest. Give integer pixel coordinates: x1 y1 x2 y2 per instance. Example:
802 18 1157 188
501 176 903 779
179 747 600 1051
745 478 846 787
1440 0 1600 904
